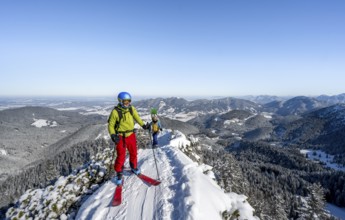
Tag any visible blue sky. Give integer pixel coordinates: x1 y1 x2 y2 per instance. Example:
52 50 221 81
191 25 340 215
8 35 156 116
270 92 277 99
1 0 345 98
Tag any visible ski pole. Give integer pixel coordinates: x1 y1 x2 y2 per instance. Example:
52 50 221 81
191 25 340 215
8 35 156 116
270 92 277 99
108 140 117 179
148 128 160 180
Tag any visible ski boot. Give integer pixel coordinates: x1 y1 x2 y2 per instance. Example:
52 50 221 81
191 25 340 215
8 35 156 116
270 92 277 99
131 168 141 175
115 173 123 185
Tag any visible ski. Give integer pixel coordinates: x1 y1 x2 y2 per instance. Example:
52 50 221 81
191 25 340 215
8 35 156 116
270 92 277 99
137 173 161 186
123 168 161 186
111 179 123 206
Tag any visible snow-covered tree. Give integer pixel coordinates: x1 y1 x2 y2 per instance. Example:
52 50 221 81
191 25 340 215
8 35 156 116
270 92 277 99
6 147 113 220
306 183 327 220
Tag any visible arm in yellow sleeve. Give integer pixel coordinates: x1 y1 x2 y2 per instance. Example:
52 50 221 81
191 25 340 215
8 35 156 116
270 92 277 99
108 110 118 135
132 106 144 127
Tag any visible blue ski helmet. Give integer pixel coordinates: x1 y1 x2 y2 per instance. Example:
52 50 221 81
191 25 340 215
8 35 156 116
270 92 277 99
117 92 132 107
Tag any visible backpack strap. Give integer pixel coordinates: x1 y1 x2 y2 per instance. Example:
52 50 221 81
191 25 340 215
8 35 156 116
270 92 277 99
113 106 122 134
128 106 133 116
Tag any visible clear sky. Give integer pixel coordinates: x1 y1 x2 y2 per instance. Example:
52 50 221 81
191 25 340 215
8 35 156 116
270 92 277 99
1 0 345 98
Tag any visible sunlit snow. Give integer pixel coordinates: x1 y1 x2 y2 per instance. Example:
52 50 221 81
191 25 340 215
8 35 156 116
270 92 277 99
300 149 345 172
31 119 58 128
0 149 7 156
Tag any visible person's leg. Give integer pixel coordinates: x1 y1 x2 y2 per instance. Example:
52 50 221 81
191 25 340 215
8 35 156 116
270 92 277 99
152 133 158 146
114 136 126 173
127 133 138 170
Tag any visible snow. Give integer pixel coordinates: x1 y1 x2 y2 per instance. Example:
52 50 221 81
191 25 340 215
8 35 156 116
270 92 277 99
300 149 345 172
57 106 111 116
166 107 175 113
261 112 273 119
224 118 244 126
173 111 199 122
0 149 7 156
57 107 80 111
300 150 345 219
326 203 345 220
95 134 102 140
31 118 58 128
188 135 198 145
76 130 258 220
158 101 166 110
6 128 256 220
80 109 110 116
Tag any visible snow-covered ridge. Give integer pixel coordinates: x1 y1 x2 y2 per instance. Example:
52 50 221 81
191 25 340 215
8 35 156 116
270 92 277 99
76 130 257 220
6 130 258 220
165 130 257 220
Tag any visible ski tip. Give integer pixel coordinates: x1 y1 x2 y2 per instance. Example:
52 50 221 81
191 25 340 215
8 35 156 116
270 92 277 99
112 201 121 206
152 181 161 186
112 184 123 206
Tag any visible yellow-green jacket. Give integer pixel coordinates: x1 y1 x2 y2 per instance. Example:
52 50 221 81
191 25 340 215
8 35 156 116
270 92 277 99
108 105 145 137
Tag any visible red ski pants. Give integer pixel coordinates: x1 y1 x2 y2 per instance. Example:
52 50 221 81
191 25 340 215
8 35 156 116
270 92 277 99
114 133 138 173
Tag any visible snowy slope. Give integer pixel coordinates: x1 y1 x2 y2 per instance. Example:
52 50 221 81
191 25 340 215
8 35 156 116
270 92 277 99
300 149 345 172
76 130 257 220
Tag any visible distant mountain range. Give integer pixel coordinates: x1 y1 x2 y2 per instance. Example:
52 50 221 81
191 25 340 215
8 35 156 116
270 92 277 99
131 94 345 119
130 96 345 159
2 93 345 118
316 93 345 105
237 93 345 105
134 97 260 115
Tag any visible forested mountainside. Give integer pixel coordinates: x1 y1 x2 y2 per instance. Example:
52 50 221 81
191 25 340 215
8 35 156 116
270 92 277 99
280 104 345 164
192 139 340 219
0 106 106 183
0 139 109 214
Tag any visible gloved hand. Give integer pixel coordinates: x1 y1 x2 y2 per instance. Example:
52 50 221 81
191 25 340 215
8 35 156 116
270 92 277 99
142 122 149 130
111 134 120 144
160 128 163 132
